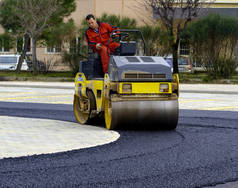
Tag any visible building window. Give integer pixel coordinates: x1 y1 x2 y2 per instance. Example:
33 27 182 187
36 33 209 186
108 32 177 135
70 39 77 53
17 37 31 53
55 43 61 53
69 37 80 54
180 42 190 56
17 38 23 53
47 43 61 53
47 45 54 53
0 38 10 52
0 39 3 52
26 38 31 52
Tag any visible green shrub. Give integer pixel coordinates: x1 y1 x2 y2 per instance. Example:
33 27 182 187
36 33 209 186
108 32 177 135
184 14 238 79
62 51 86 75
217 59 237 78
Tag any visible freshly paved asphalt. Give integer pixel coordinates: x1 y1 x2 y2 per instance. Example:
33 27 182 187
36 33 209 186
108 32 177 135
0 82 238 188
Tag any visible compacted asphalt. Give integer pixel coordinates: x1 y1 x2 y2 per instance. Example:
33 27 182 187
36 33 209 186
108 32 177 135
0 82 238 188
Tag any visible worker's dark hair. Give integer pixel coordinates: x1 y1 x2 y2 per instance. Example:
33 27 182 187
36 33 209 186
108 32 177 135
86 14 95 21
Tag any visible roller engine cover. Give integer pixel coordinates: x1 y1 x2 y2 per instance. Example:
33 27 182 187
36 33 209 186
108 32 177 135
108 56 172 82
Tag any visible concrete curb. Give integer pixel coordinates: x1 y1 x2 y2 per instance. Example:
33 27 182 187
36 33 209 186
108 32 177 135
180 90 238 95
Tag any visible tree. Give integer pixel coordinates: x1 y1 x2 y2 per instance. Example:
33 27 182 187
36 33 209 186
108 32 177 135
144 0 214 73
44 19 81 75
184 14 238 79
0 0 76 75
0 0 29 74
98 13 137 29
139 25 172 56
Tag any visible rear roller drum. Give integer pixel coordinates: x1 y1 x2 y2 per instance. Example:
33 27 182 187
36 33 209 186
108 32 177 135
73 90 96 124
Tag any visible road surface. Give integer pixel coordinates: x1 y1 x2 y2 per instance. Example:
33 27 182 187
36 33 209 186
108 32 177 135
0 82 238 188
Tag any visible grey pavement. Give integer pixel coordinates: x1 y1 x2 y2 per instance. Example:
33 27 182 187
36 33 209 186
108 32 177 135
1 81 238 94
180 83 238 94
0 115 119 159
0 81 74 89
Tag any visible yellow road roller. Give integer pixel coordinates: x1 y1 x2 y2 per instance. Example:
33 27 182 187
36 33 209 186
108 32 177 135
73 29 179 130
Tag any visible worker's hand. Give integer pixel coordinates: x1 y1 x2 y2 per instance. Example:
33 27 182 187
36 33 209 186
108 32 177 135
96 43 102 50
111 33 119 39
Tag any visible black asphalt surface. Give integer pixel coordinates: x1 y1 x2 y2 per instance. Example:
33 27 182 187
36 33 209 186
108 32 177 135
0 101 238 188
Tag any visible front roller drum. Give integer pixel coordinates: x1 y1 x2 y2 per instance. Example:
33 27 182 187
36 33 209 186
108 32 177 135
105 99 179 130
73 90 97 124
73 95 90 124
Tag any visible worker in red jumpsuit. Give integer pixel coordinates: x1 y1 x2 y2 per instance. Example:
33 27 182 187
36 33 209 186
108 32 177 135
85 14 120 73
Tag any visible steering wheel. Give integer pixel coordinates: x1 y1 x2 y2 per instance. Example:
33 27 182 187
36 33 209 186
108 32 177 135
106 29 146 57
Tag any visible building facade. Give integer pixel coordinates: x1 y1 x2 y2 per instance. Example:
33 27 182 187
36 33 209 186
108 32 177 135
0 0 237 71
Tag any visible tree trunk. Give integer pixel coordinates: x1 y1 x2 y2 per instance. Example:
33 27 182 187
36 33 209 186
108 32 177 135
16 34 30 74
172 43 179 74
32 36 39 75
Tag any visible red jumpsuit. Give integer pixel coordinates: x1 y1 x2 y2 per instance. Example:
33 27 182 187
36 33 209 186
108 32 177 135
85 22 120 73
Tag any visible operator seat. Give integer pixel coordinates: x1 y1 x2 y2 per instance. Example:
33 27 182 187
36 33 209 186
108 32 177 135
118 41 136 56
79 47 104 79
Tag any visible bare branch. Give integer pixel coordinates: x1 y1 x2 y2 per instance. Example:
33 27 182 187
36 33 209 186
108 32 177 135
13 0 61 38
144 0 215 73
